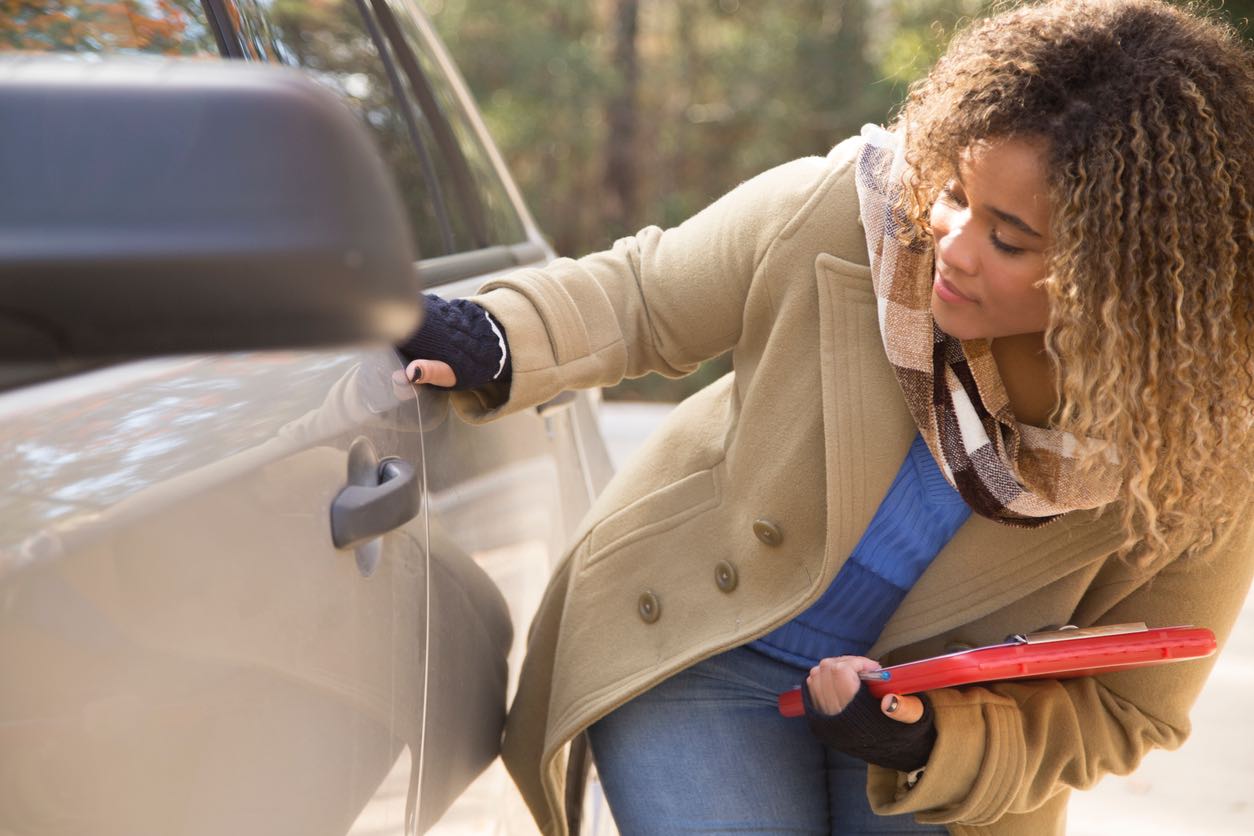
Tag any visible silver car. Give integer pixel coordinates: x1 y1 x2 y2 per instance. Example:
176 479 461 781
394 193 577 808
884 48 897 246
0 1 614 833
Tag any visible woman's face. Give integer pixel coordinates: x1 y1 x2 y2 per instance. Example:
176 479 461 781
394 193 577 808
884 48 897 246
929 136 1054 341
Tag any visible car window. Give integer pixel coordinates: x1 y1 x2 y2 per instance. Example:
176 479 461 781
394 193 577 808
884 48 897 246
0 0 530 269
374 0 526 250
0 0 219 56
225 0 456 260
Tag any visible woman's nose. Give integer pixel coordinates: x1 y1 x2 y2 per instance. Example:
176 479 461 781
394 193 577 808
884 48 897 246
935 213 978 276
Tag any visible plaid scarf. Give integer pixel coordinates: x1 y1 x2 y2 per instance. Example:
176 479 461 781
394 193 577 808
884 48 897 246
853 125 1119 526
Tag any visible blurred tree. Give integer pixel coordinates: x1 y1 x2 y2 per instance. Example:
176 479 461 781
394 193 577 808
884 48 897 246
604 0 640 238
0 0 208 53
1226 0 1254 35
424 0 1254 401
427 0 903 255
426 0 920 399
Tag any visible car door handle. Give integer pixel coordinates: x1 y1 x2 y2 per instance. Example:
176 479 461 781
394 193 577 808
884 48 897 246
330 457 421 550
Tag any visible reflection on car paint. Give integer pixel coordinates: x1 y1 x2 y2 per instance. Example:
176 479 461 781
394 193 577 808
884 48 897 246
0 349 407 557
0 348 429 836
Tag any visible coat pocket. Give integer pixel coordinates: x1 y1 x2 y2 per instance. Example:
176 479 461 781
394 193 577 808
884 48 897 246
815 252 875 304
582 468 720 571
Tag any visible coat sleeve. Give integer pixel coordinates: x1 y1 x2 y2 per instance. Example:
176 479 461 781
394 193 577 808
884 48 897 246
865 502 1254 827
446 137 862 424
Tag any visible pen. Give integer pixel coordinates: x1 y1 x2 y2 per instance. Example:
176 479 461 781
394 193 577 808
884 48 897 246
858 670 891 682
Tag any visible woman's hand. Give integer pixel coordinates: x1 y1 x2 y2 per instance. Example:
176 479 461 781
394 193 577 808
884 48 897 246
807 655 877 715
397 358 457 388
806 655 924 723
393 294 511 392
389 359 457 399
802 655 937 773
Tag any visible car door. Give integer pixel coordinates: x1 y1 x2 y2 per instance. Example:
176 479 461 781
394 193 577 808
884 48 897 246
348 3 618 830
0 350 435 836
0 4 440 835
220 0 616 829
1 0 616 833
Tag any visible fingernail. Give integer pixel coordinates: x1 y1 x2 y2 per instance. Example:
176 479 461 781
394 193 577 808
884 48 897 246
409 365 424 383
886 695 899 714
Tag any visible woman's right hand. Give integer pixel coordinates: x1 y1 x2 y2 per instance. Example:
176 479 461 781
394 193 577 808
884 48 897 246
803 655 937 773
394 294 511 392
401 358 458 388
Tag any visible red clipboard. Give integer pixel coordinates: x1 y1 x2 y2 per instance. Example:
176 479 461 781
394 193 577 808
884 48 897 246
777 623 1216 718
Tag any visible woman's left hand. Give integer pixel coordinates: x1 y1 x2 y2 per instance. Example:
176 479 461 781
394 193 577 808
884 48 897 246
807 655 925 723
803 655 936 773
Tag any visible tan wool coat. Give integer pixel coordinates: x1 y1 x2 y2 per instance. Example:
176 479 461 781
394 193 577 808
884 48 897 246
450 136 1254 835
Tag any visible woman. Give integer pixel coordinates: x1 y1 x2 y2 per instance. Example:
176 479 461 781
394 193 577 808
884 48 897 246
400 0 1254 832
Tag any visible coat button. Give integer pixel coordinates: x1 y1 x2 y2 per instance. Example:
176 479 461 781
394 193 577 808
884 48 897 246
715 560 738 593
752 519 783 546
637 591 661 624
944 640 975 653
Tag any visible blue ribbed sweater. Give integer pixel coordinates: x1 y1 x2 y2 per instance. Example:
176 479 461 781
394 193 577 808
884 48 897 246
750 433 972 668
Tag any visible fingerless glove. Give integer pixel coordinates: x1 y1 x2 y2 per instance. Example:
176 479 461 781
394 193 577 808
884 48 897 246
802 684 936 773
397 294 511 391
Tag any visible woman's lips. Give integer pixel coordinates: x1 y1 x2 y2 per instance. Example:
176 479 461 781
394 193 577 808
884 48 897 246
934 271 976 304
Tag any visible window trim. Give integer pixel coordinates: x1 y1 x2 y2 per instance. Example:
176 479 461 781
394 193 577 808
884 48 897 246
419 241 546 287
393 0 545 245
214 0 460 256
213 0 535 264
200 0 242 58
199 0 238 57
369 0 491 250
350 0 457 255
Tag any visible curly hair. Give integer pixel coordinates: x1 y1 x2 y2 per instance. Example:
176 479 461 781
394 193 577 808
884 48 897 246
894 0 1254 564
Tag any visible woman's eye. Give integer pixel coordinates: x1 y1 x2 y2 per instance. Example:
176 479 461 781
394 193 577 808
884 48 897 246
939 185 967 207
990 233 1025 255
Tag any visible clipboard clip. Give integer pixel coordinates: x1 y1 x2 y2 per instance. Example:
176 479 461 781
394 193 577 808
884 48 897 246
1006 622 1149 645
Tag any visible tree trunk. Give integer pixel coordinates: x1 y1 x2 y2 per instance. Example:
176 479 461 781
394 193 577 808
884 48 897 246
604 0 640 237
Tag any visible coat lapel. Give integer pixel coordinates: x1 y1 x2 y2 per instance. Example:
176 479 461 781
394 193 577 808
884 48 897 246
814 253 917 578
814 252 1128 661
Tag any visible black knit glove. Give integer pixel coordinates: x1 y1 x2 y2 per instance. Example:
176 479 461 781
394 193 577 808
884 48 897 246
802 683 936 773
397 294 511 391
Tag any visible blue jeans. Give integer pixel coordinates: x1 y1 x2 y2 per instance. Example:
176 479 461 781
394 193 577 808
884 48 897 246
587 645 945 835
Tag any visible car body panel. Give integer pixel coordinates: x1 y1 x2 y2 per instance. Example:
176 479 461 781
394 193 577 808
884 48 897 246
0 0 616 832
0 349 445 834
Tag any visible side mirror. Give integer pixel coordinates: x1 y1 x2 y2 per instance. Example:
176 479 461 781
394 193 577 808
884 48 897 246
0 57 423 375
